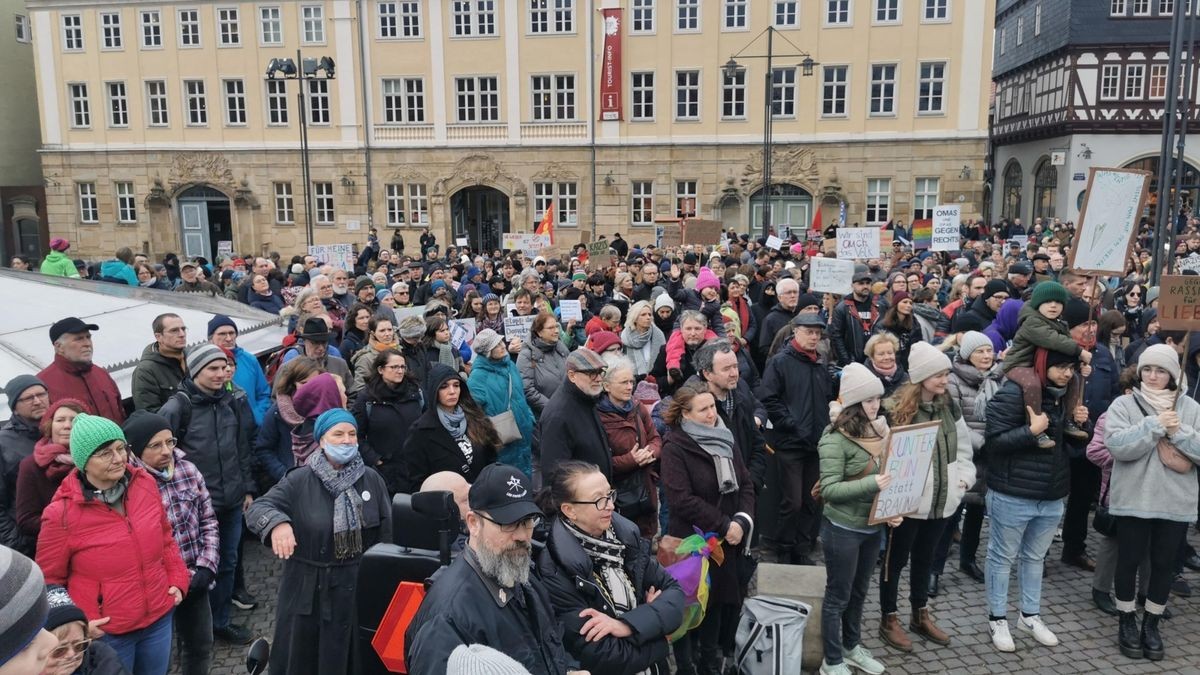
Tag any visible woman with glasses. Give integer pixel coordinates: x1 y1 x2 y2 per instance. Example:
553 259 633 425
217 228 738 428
36 413 189 675
535 460 684 675
400 364 500 493
38 585 126 675
247 408 392 674
14 398 88 548
350 316 398 395
353 349 424 494
596 357 662 539
1116 283 1146 342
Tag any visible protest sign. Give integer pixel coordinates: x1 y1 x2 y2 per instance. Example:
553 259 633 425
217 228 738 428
661 223 683 248
308 244 355 271
823 238 837 255
869 421 941 525
455 237 468 247
1157 275 1200 330
504 315 536 343
394 305 425 322
502 233 552 257
1008 234 1029 250
766 235 783 251
879 229 894 250
217 240 233 258
558 299 583 322
587 240 613 271
449 318 477 350
809 257 855 295
836 228 880 260
1178 256 1200 274
911 219 932 249
682 219 724 246
931 205 961 252
1069 167 1151 275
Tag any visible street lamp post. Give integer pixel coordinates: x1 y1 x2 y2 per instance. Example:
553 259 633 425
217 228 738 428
266 52 335 248
724 27 816 237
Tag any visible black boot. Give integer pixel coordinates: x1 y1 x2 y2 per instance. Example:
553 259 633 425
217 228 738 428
1092 589 1118 616
928 573 941 597
1141 613 1164 661
696 647 722 675
1119 611 1143 659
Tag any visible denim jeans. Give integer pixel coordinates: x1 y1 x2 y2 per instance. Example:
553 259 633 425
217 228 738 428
174 586 213 675
211 506 243 629
820 519 882 665
984 490 1064 617
103 609 174 675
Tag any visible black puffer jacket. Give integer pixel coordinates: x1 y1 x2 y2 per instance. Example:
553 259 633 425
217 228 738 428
983 379 1076 501
159 379 257 512
536 514 685 675
829 297 879 367
353 376 424 494
759 342 833 453
757 303 796 354
538 380 612 479
398 364 496 492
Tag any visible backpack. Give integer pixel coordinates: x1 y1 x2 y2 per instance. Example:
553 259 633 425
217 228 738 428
734 596 811 675
264 347 295 387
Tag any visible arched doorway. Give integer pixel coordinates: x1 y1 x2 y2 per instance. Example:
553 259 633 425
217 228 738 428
1002 160 1023 222
177 185 232 261
451 186 509 254
1123 157 1200 228
1032 157 1058 221
716 192 743 233
749 183 812 237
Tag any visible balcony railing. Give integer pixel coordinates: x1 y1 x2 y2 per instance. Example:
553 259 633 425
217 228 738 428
520 122 588 139
446 123 509 142
372 124 435 142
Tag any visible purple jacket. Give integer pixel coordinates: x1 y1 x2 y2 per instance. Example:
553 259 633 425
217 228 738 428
984 298 1024 355
1085 413 1114 505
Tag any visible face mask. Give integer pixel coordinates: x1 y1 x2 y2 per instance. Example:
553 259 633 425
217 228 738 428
324 442 359 465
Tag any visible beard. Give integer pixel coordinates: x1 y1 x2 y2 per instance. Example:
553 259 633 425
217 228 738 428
476 540 532 588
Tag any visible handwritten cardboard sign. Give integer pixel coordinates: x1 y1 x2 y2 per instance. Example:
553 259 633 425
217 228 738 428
587 240 613 271
682 219 724 246
558 299 583 322
1157 275 1200 330
809 257 855 295
869 421 941 525
931 205 961 252
660 223 683 248
1069 167 1151 275
449 318 476 351
308 244 355 271
766 235 784 250
836 228 880 260
504 315 536 343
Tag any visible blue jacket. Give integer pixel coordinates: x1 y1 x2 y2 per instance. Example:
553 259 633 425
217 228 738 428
232 345 271 425
467 355 535 476
1084 342 1121 424
100 259 139 286
253 403 294 485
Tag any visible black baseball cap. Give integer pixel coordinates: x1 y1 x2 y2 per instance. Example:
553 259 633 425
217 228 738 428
468 464 540 525
49 317 99 343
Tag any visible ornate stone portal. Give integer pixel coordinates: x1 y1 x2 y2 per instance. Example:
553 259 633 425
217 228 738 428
166 153 239 193
740 146 821 194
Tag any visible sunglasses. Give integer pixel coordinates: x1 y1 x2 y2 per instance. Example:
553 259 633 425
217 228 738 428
49 639 92 659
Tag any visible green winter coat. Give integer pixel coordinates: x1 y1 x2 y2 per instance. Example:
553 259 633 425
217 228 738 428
1001 303 1081 373
38 250 79 278
817 428 884 530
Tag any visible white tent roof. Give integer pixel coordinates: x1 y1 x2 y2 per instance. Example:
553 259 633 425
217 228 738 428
0 269 289 416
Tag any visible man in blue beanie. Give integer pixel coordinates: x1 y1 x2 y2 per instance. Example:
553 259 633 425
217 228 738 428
208 315 270 426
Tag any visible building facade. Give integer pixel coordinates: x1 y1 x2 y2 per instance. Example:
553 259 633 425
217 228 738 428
990 0 1199 228
29 0 993 260
1 2 47 263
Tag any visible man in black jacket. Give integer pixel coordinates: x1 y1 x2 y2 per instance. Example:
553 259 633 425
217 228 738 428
757 278 800 357
759 313 834 564
954 279 1008 334
830 265 879 367
691 340 768 491
538 348 612 480
0 375 47 553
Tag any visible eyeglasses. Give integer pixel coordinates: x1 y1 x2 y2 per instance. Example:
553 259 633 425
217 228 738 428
49 639 92 659
568 490 617 511
382 364 407 372
92 444 128 463
16 391 48 405
145 437 177 453
477 512 542 532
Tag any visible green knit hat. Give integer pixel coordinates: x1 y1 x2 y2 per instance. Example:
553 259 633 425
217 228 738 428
69 413 126 470
1029 281 1069 309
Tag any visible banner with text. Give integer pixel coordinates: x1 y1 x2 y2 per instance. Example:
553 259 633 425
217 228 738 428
836 228 880 260
809 257 855 295
309 244 355 271
869 421 941 525
501 233 552 257
931 205 962 252
599 9 623 121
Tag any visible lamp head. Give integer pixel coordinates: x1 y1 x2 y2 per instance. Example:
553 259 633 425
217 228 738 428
801 56 816 77
722 58 741 80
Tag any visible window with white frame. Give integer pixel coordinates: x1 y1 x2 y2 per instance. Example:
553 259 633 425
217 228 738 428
116 182 137 223
147 81 169 125
224 79 246 125
632 0 655 32
918 62 946 113
274 182 294 223
631 72 655 120
870 64 897 115
266 80 288 124
724 0 747 28
532 183 577 226
308 79 330 124
101 12 122 49
722 68 746 119
379 2 421 38
383 78 425 123
771 68 796 118
1149 63 1168 98
409 184 428 224
218 8 240 45
78 183 98 223
386 184 408 225
184 80 207 125
178 9 200 46
823 65 849 116
454 76 500 122
1132 0 1150 14
632 181 654 225
62 15 83 51
924 0 948 20
68 83 90 127
1100 64 1121 99
1016 16 1024 45
141 10 162 47
1035 3 1042 34
531 74 576 121
15 15 30 43
865 178 890 224
452 1 497 36
314 182 335 224
1111 0 1127 13
775 1 799 26
302 5 325 43
675 180 697 217
107 82 128 127
260 6 282 44
530 0 574 34
913 177 939 220
675 70 700 120
1125 64 1145 98
826 0 850 24
533 182 554 226
1161 0 1175 14
677 0 699 31
875 0 899 22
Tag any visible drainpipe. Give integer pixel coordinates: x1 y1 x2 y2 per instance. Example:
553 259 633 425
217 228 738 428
356 0 375 229
589 4 597 240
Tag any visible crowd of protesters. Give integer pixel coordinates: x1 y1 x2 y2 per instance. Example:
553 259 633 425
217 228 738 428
2 212 1200 674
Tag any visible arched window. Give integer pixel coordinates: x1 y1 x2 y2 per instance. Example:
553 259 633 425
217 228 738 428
1032 158 1057 221
1002 160 1023 222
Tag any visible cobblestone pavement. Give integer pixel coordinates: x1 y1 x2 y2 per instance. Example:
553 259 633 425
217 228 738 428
194 523 1200 674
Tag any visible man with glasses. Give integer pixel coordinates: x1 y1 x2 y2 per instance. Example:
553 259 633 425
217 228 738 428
538 349 613 481
1 376 49 552
132 313 189 413
406 464 580 675
955 280 1010 334
758 277 801 358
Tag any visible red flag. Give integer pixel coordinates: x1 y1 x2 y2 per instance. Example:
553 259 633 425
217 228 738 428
536 202 555 245
811 206 822 235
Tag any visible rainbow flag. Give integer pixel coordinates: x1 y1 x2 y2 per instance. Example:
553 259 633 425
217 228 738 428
912 218 933 249
663 528 725 643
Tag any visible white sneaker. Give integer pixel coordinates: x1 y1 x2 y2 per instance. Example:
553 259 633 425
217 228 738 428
842 644 886 674
820 660 853 675
989 619 1016 652
1018 614 1060 646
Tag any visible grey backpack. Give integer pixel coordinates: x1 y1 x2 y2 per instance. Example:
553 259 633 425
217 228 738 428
734 596 810 675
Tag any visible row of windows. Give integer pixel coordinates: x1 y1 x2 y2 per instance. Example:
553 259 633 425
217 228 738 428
1110 0 1199 17
57 6 326 51
1098 62 1176 101
997 3 1042 57
66 79 328 128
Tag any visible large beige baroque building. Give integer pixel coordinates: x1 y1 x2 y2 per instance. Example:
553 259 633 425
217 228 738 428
29 0 993 259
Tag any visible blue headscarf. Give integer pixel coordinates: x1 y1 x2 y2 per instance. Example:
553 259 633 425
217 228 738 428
313 408 357 442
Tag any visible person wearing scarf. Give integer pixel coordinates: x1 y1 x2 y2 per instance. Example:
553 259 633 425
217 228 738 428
597 358 663 539
468 330 536 476
536 460 685 675
1104 345 1200 661
620 300 667 379
290 373 347 466
247 408 392 675
478 293 507 336
425 316 466 373
13 398 88 544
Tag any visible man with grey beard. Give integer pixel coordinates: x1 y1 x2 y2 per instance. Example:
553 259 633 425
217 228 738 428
406 464 587 674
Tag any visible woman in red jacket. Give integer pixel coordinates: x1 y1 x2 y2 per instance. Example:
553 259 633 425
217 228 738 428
596 356 662 538
35 412 188 675
13 398 88 546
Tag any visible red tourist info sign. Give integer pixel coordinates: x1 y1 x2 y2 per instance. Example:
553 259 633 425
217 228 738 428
600 9 623 121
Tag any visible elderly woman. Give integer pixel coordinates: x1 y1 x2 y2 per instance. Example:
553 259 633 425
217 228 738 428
597 357 662 538
620 300 666 380
478 293 506 336
660 385 755 675
350 315 398 395
400 364 500 492
863 333 908 398
535 461 684 674
352 348 423 495
38 585 127 675
289 373 349 467
468 330 535 477
516 313 570 415
247 409 392 675
37 413 189 675
14 399 88 544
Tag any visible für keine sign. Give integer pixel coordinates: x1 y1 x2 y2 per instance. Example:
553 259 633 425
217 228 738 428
869 421 941 525
931 206 961 252
836 228 880 260
1069 167 1151 275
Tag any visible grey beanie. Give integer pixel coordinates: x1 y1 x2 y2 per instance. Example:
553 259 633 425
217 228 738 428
472 329 504 357
397 315 426 340
447 644 531 675
838 362 885 409
185 343 227 375
1139 344 1181 383
956 331 993 363
0 546 49 667
907 341 952 384
4 375 45 410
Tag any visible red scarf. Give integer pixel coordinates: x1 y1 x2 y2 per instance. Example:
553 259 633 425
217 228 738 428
33 438 74 481
843 296 879 334
790 338 820 362
729 296 751 339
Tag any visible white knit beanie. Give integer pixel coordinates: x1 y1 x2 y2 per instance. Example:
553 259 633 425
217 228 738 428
956 331 993 363
1138 344 1181 383
839 362 885 409
447 644 531 675
907 341 952 383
